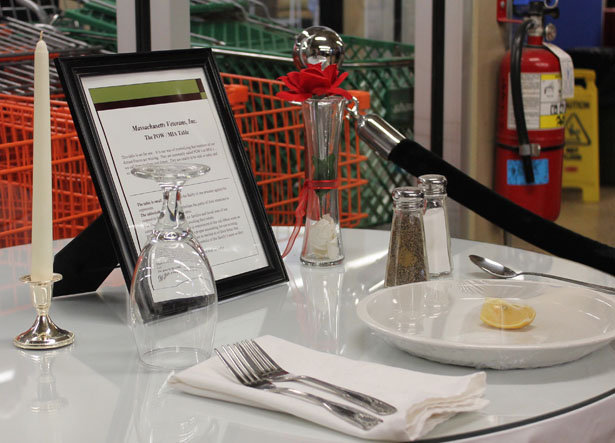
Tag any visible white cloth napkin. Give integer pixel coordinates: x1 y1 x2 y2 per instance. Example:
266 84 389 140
169 335 488 441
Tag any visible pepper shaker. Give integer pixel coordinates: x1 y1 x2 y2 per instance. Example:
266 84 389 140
384 187 429 287
418 174 452 277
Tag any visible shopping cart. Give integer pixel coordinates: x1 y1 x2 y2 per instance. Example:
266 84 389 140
0 16 105 95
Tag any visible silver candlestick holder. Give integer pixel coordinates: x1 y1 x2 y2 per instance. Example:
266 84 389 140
14 273 74 349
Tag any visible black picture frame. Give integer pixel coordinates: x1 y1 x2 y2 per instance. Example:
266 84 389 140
55 48 287 301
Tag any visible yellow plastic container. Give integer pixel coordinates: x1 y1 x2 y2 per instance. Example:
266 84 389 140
562 69 600 201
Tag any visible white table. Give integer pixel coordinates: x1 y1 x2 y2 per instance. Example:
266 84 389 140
1 228 614 442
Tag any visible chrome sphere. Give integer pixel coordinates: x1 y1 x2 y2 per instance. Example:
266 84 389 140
292 26 344 69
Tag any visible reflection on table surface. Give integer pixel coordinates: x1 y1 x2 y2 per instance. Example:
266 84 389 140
1 228 614 442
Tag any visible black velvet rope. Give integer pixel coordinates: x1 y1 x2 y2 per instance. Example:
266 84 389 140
389 139 615 276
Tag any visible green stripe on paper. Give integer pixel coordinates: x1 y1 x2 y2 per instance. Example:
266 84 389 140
89 79 205 104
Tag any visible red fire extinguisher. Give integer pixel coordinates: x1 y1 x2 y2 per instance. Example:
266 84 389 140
495 0 566 221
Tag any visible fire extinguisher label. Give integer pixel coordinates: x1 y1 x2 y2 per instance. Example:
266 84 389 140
507 158 549 185
507 72 566 130
543 43 575 99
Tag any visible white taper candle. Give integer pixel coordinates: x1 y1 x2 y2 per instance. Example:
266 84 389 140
31 32 53 282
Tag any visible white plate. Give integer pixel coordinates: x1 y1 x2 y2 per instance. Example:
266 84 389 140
357 280 615 369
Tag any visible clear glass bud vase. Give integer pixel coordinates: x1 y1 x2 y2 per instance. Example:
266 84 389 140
300 95 346 266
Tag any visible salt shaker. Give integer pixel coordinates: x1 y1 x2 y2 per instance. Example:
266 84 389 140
384 187 429 287
418 174 452 276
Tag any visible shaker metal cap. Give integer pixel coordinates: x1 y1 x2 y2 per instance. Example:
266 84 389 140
418 174 447 195
391 186 423 201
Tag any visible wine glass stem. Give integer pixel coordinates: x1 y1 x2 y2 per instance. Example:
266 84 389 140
156 186 188 233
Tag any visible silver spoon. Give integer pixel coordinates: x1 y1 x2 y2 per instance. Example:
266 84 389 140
469 255 615 295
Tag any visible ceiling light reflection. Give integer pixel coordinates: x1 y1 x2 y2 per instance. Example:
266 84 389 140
345 250 388 270
0 369 15 384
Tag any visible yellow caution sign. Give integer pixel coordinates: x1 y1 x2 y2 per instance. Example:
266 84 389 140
563 69 600 202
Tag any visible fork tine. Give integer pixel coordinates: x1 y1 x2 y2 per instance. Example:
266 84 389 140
242 340 276 373
224 344 260 384
238 340 270 374
250 339 282 371
215 347 251 385
234 342 261 373
219 345 261 385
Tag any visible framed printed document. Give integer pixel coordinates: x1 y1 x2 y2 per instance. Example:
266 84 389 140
55 49 287 300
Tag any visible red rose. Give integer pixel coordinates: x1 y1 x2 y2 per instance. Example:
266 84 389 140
276 63 352 102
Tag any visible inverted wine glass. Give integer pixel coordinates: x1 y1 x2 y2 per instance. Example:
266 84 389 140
130 163 217 370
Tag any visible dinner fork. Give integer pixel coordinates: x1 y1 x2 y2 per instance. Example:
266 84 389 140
239 339 397 415
215 345 382 431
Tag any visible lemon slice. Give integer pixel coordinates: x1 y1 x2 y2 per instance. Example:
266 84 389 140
480 297 536 330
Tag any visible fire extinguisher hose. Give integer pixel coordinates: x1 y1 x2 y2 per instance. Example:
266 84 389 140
511 18 536 184
387 139 615 276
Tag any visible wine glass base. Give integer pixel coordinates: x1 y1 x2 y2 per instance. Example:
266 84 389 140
139 347 210 371
14 315 75 350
